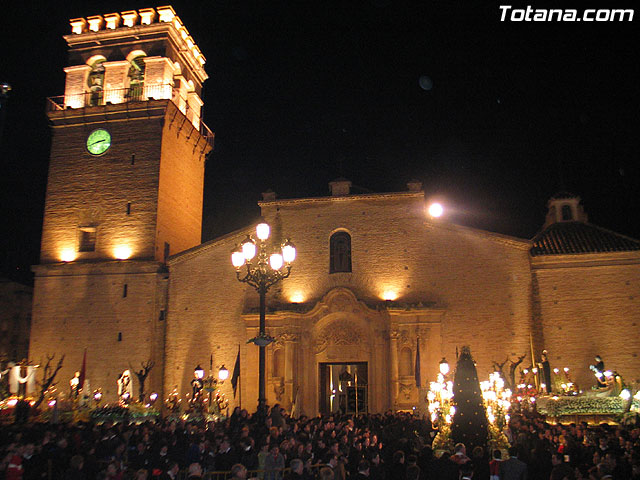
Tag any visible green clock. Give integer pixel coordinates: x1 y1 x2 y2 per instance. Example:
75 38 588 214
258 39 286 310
86 128 111 155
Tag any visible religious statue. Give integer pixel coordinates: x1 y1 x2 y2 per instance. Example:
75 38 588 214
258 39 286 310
589 355 607 388
538 350 552 394
8 361 38 398
117 369 133 403
70 371 81 398
191 372 204 402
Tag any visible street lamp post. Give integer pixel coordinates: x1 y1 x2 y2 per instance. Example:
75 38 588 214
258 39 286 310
231 221 296 417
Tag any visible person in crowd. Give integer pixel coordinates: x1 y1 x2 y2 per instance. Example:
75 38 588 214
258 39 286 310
489 449 502 480
159 462 179 480
231 463 248 480
186 462 203 479
0 408 639 480
500 447 527 480
550 452 574 480
459 462 474 480
288 458 306 480
264 445 285 480
471 446 489 480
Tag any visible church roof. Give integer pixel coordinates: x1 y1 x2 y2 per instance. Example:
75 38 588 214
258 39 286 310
530 221 640 256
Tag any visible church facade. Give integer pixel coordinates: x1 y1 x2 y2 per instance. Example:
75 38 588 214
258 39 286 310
29 7 640 416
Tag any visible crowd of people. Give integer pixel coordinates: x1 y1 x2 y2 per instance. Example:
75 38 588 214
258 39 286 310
0 404 639 480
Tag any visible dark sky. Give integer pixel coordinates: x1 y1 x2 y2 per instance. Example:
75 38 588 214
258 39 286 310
1 1 638 284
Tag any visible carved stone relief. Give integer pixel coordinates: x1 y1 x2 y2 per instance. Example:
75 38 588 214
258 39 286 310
314 320 364 354
399 382 414 400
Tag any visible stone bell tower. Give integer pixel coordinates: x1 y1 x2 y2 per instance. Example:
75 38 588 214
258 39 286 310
30 6 213 400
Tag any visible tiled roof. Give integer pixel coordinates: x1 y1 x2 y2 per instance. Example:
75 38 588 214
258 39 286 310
530 222 640 256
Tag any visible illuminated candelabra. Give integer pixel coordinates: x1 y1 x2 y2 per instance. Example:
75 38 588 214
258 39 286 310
427 359 454 427
480 372 512 430
165 386 181 412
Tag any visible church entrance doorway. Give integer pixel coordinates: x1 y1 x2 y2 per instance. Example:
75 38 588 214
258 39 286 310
319 362 368 414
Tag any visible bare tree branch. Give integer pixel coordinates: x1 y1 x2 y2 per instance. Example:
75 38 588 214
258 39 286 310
33 354 65 409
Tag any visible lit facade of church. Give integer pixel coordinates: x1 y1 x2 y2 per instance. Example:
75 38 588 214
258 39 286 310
29 7 640 416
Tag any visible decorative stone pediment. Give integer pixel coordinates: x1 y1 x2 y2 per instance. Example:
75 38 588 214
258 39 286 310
314 319 364 354
309 288 384 355
309 287 380 322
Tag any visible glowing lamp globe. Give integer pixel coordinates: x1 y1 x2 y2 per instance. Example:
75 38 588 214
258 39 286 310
256 222 270 241
194 365 205 379
439 358 450 375
282 239 296 263
218 365 229 381
231 248 245 268
241 236 256 261
269 253 284 270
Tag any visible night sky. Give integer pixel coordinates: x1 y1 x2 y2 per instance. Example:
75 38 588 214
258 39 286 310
1 1 638 284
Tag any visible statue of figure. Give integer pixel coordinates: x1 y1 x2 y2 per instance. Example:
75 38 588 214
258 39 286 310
117 369 133 402
9 362 37 397
538 350 552 394
589 355 607 388
70 371 81 398
191 375 203 401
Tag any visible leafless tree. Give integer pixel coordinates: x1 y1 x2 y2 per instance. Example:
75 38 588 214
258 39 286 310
131 360 155 403
492 353 527 391
34 354 65 409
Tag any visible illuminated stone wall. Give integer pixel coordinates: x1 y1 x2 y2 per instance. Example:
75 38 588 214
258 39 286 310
41 110 163 263
259 192 535 379
164 231 252 408
532 253 640 389
156 101 206 260
165 190 535 414
29 261 167 399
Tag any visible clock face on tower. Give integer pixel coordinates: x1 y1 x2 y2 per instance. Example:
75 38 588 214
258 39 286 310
86 128 111 155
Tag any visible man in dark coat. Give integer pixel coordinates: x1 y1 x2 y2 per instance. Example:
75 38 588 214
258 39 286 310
216 438 239 472
500 447 527 480
549 452 573 480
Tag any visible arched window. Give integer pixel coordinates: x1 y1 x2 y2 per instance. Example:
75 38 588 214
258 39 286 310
87 58 105 106
330 231 352 273
561 204 573 221
127 54 146 100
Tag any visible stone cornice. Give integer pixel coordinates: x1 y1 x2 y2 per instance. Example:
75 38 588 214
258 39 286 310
258 191 424 208
32 260 165 277
48 99 170 126
530 250 640 269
